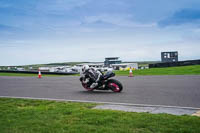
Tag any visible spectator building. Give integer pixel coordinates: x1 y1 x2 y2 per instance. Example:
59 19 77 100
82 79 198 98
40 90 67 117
104 57 122 67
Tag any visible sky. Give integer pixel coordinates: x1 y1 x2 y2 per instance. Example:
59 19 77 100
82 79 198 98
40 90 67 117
0 0 200 66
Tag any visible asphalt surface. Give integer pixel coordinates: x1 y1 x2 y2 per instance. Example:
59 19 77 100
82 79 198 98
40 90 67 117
0 75 200 108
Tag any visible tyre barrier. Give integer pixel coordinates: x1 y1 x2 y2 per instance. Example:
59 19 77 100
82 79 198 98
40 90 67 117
149 59 200 68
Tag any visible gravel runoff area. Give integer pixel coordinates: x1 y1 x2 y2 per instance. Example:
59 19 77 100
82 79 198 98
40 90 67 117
0 75 200 116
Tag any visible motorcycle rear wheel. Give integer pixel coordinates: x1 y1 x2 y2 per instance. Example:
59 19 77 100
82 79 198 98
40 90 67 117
107 79 123 92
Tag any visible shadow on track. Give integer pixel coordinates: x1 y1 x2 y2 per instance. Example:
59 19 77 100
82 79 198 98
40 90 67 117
78 90 121 95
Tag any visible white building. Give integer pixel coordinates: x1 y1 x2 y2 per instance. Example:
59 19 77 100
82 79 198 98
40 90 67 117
111 63 138 70
74 63 112 73
39 67 50 72
74 63 104 72
16 67 25 71
76 63 104 68
49 66 73 73
39 66 74 73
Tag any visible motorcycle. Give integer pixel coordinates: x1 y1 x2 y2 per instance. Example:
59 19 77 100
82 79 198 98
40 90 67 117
80 71 123 92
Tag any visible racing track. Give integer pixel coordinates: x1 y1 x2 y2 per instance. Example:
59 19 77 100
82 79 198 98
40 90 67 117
0 75 200 108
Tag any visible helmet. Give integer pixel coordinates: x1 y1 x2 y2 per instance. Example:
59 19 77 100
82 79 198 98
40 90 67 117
82 65 89 73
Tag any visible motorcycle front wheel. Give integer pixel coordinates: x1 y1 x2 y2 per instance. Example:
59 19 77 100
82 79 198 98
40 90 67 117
107 79 123 92
81 83 94 91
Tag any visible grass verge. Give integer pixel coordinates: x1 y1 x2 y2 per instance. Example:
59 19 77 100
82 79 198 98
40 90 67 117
1 65 200 77
0 73 70 77
0 97 200 133
115 65 200 76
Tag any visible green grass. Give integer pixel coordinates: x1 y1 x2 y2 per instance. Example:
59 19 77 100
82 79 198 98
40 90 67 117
115 65 200 76
0 72 65 77
0 98 200 133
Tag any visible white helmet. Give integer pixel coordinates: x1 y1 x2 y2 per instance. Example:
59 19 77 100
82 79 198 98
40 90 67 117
82 65 89 73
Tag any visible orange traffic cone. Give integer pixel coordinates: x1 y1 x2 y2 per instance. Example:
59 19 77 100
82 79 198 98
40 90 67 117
129 68 133 77
38 69 42 78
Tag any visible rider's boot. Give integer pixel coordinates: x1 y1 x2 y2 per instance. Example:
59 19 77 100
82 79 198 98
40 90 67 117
90 82 98 89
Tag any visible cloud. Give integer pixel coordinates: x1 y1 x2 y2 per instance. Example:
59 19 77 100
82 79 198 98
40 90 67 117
35 0 90 15
0 24 23 37
83 14 156 29
159 9 200 26
1 0 200 65
0 24 17 31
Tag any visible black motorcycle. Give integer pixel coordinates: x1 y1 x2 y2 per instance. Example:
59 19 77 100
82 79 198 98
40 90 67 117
80 71 123 92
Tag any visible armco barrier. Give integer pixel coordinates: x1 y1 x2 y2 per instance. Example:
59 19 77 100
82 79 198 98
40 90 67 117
149 59 200 68
0 70 79 75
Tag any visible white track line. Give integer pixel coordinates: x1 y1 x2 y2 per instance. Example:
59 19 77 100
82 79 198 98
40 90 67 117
0 95 200 110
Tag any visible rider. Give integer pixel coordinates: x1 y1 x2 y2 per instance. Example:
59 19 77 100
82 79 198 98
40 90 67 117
81 65 102 89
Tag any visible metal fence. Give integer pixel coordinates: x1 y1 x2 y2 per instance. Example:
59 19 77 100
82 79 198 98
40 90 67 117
149 59 200 68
